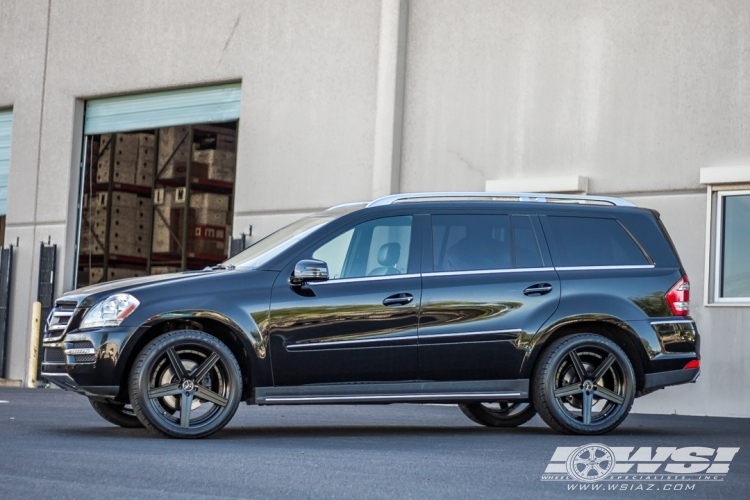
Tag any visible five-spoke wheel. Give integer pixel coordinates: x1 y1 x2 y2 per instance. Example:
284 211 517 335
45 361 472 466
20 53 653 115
129 330 242 438
533 334 635 434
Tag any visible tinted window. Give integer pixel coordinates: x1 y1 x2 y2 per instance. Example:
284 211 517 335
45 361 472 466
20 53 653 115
546 216 648 267
312 216 412 279
513 215 544 268
432 215 512 271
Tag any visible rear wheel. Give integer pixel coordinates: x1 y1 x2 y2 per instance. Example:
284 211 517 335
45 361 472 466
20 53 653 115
532 334 635 435
88 398 143 428
129 330 242 439
459 401 536 427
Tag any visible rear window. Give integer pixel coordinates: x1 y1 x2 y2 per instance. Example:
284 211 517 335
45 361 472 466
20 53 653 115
545 216 649 267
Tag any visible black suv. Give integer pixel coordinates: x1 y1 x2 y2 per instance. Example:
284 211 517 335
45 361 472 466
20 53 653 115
42 192 700 438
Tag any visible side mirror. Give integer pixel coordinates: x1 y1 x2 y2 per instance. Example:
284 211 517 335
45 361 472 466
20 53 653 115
289 259 329 286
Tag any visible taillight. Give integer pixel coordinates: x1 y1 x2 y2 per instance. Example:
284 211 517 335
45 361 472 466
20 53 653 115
665 275 690 316
684 359 700 370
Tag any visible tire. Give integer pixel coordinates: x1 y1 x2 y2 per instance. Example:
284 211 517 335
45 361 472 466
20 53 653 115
459 401 536 428
532 334 635 435
129 330 243 439
89 398 144 428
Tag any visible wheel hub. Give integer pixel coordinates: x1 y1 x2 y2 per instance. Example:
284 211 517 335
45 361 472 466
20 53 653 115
181 380 195 392
582 380 594 392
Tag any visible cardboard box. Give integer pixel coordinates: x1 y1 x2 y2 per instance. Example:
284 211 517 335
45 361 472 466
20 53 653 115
194 208 227 226
195 133 236 152
189 192 231 211
158 126 190 174
93 191 141 209
150 266 180 275
192 149 236 182
188 239 226 257
160 160 208 180
90 267 146 284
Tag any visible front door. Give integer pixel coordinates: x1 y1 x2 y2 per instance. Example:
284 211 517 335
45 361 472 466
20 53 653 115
269 214 421 386
418 212 560 381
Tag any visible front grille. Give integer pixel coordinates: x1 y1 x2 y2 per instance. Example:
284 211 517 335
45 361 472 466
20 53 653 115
68 341 94 350
44 301 78 340
43 348 66 363
73 354 96 363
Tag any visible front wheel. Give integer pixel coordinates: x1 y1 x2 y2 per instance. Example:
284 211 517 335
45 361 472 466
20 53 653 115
88 398 143 428
459 401 536 427
129 330 243 439
532 334 635 435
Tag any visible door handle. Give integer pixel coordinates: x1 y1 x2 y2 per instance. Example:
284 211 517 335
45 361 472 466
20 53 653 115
383 293 414 306
523 283 553 296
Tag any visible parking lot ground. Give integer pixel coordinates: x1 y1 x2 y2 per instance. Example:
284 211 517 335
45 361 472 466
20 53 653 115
0 387 748 499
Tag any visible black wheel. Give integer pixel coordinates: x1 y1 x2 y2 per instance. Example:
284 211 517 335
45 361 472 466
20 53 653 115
88 398 144 428
129 330 242 439
459 401 536 427
532 334 635 435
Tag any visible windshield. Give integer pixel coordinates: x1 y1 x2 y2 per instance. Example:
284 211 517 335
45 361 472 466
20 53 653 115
223 206 365 268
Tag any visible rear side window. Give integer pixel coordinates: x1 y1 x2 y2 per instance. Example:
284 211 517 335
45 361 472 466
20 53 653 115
431 214 545 271
545 216 649 267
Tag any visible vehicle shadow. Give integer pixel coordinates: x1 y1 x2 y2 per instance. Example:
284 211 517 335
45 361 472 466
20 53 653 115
44 419 717 441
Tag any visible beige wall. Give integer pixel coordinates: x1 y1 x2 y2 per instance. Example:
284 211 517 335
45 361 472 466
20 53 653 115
1 0 749 417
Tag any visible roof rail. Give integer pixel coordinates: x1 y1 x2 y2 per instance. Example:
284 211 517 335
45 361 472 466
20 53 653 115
325 201 369 211
366 192 636 208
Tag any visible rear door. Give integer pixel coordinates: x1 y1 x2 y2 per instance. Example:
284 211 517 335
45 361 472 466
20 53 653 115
418 212 560 381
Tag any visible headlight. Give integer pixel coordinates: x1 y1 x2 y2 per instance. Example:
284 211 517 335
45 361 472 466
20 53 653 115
80 294 140 329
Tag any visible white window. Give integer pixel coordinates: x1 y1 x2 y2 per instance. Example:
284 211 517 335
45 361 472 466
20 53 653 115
712 190 750 302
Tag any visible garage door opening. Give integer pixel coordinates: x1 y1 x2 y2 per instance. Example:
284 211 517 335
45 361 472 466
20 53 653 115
76 84 241 286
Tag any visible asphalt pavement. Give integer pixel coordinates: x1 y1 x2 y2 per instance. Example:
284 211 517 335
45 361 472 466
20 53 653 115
0 387 748 499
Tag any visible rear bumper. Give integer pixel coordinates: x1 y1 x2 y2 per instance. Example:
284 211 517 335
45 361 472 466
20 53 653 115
643 367 700 391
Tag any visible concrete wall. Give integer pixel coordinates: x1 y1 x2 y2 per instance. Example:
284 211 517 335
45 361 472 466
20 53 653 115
1 0 749 416
0 0 384 381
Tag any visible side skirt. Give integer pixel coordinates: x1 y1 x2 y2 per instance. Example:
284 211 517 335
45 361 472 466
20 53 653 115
254 379 529 405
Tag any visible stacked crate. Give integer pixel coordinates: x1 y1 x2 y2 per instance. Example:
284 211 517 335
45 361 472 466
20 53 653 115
80 191 152 258
151 187 231 258
97 133 155 187
158 126 237 182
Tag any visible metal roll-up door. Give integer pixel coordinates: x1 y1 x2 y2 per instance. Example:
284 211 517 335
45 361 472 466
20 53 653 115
84 83 241 135
0 110 12 216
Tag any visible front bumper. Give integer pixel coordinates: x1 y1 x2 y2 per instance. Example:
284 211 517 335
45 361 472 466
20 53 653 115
41 326 142 398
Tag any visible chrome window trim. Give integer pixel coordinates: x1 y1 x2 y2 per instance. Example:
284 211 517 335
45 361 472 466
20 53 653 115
307 273 420 286
425 267 550 277
554 264 655 271
649 320 695 326
418 329 522 339
288 335 419 350
261 392 522 403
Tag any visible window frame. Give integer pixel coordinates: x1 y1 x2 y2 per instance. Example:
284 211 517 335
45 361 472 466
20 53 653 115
306 214 420 282
711 188 750 304
424 211 550 274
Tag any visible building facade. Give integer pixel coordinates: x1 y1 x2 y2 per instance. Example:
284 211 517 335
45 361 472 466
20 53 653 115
1 0 749 417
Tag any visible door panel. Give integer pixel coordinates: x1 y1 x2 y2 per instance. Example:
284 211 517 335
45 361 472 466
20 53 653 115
269 215 421 386
270 276 420 385
418 213 560 381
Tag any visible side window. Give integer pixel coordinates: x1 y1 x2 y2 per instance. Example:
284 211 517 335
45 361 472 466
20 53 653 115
513 215 544 268
432 214 512 271
312 216 412 279
546 216 648 267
